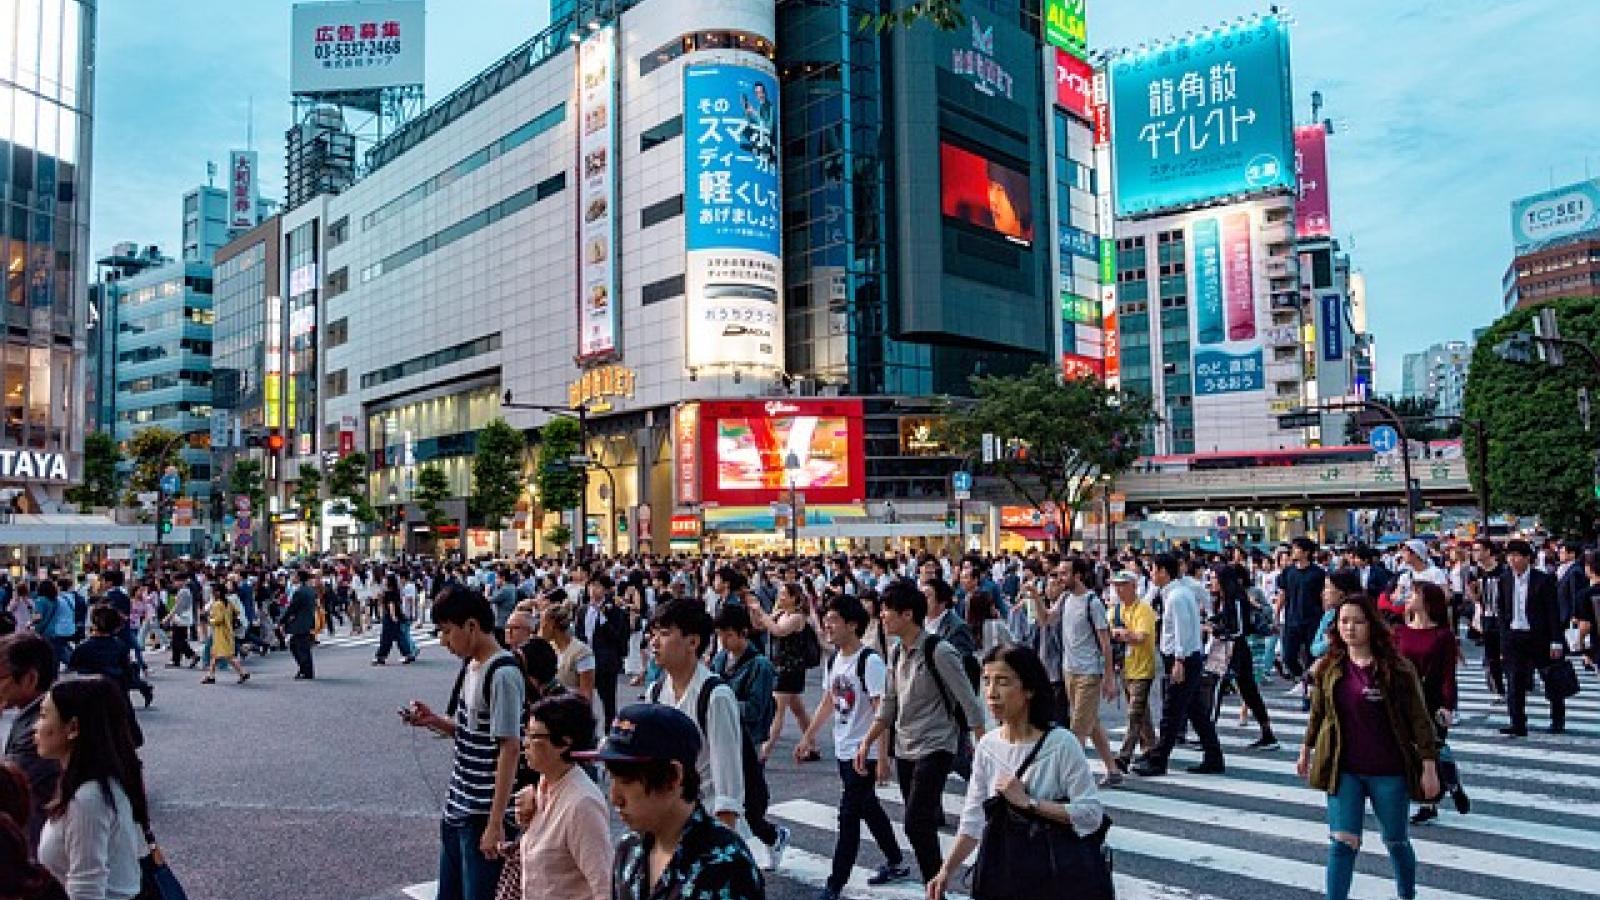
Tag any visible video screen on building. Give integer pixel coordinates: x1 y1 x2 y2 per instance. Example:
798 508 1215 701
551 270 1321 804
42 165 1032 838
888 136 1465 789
693 399 866 506
939 142 1033 246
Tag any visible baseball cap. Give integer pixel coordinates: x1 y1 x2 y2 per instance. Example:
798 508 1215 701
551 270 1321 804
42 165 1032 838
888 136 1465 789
1110 570 1138 585
1403 539 1429 560
575 703 700 771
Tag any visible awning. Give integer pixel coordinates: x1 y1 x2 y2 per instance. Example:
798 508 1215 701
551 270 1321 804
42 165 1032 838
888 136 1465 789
0 513 159 547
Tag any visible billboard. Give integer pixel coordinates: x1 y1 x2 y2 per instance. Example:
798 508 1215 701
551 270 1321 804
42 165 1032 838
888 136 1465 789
1190 208 1266 397
1294 125 1332 238
1319 292 1345 362
1055 50 1094 121
289 0 424 95
692 399 865 506
683 62 783 372
1044 0 1088 59
940 142 1034 246
228 151 258 230
1511 178 1600 254
674 403 701 506
1110 13 1295 217
577 29 619 360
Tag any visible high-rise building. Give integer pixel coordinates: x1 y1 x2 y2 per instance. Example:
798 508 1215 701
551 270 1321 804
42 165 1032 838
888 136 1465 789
1401 339 1471 418
0 0 95 509
1505 179 1600 311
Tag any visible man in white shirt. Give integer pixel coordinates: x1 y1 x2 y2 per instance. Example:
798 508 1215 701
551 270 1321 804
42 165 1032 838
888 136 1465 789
1393 539 1447 613
1132 553 1225 777
1496 540 1567 736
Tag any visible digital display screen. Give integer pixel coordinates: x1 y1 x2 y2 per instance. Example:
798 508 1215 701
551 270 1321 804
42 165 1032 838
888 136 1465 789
940 142 1034 246
716 415 852 491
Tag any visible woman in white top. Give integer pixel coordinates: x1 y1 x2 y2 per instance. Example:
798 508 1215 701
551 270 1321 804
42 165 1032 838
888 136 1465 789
33 676 149 900
929 645 1105 900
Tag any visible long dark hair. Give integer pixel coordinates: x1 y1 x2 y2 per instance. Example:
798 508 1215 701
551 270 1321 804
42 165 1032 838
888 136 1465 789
0 815 68 900
1318 592 1401 687
981 644 1055 731
45 677 150 829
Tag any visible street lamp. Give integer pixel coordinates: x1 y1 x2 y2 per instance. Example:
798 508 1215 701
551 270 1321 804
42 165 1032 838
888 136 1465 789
784 451 800 557
387 486 399 557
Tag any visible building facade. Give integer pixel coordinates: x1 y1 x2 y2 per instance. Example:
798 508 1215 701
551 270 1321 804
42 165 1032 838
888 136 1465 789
0 0 95 508
1506 178 1600 311
1401 339 1471 418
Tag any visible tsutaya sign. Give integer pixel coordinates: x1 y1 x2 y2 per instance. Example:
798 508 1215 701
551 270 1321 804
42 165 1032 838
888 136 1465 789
0 448 69 482
568 364 637 412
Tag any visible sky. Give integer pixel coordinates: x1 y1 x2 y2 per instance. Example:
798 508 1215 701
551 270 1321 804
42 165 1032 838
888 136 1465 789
90 1 1600 394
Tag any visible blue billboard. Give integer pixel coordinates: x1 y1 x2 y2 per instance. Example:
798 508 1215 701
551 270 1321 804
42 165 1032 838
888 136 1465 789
1110 13 1295 217
683 63 781 256
1319 293 1344 362
1194 347 1264 396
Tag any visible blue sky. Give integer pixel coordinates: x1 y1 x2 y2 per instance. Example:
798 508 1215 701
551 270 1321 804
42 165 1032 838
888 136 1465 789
91 1 1599 393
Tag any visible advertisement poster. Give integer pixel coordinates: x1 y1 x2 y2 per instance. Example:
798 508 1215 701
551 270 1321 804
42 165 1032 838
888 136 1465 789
1223 212 1256 340
1102 309 1120 380
1044 0 1087 59
1192 217 1224 344
1511 178 1600 253
940 143 1033 245
228 151 258 230
692 400 865 506
1055 50 1094 120
1320 293 1345 362
1191 206 1266 397
577 29 619 359
1110 13 1295 217
683 62 783 372
1294 125 1332 238
289 0 424 94
674 403 701 506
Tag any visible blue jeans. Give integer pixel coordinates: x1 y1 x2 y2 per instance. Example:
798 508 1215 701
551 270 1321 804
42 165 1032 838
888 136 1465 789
436 816 503 900
1326 772 1416 900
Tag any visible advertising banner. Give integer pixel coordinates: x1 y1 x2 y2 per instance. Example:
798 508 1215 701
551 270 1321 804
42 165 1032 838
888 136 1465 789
940 143 1033 245
1223 212 1256 340
1192 217 1224 344
1320 293 1345 362
577 30 620 360
692 399 865 506
1294 125 1332 238
1511 178 1600 253
674 403 701 506
1110 13 1295 217
228 151 258 230
289 0 424 95
1054 50 1094 121
1102 309 1120 379
1190 205 1267 399
1044 0 1088 59
1194 347 1265 395
1062 353 1104 381
683 61 783 371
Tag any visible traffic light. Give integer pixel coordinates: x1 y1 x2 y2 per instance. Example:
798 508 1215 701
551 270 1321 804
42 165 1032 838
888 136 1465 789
945 509 957 530
617 516 628 534
265 431 285 453
160 518 173 535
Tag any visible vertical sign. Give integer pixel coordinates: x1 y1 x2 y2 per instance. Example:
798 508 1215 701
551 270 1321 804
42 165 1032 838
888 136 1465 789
683 62 783 372
1192 207 1265 398
674 403 701 505
228 151 258 230
1054 50 1094 120
1191 217 1224 344
576 29 619 360
1320 293 1345 361
1294 125 1332 238
1102 309 1119 380
1223 212 1256 340
1044 0 1088 59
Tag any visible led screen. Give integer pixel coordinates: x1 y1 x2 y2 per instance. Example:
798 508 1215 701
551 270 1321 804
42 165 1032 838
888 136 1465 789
717 415 851 491
940 142 1034 245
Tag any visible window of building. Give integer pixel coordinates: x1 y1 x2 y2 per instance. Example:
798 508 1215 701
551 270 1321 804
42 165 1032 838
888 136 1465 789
536 172 566 200
360 333 502 389
325 266 349 299
641 274 685 305
325 369 348 398
640 116 683 152
639 30 774 78
327 216 350 249
326 317 349 348
641 195 684 229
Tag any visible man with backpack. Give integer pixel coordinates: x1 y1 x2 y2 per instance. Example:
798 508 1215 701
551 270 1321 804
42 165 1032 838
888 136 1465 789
1039 558 1122 787
795 595 911 900
855 580 985 888
710 604 790 867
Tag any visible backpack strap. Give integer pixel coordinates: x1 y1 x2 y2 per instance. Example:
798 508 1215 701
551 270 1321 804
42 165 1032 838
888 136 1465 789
922 634 966 730
696 674 727 735
446 654 520 720
856 646 876 686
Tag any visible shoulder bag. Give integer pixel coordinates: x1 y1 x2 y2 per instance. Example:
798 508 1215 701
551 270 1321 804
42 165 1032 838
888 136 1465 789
1541 657 1580 702
137 824 189 900
970 729 1116 900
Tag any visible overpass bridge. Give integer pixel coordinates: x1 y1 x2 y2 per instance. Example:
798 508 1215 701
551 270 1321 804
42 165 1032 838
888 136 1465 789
1115 457 1475 511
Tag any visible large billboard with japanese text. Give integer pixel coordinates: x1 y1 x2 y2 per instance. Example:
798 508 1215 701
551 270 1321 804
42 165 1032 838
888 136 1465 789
1294 125 1332 238
683 62 783 372
1511 178 1600 254
228 151 258 230
1110 13 1294 217
1055 50 1094 121
289 1 424 95
1190 208 1265 396
577 29 619 360
692 399 865 507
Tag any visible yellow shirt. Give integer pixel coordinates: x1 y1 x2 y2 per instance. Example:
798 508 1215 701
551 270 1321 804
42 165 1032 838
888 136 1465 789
1115 600 1158 681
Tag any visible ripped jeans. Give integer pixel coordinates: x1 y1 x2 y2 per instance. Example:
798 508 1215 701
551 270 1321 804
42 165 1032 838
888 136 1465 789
1326 772 1416 900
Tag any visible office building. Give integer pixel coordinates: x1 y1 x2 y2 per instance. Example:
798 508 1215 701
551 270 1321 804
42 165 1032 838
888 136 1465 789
1505 179 1600 311
1401 339 1471 418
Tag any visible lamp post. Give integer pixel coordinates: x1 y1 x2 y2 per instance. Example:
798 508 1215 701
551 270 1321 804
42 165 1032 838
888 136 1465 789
387 486 399 557
590 455 619 554
784 451 800 557
502 391 590 559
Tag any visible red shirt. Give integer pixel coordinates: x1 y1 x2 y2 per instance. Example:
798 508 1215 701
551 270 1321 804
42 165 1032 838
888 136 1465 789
1394 624 1458 715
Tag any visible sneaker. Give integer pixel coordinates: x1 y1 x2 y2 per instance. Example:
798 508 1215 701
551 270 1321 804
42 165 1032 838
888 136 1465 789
1284 683 1306 698
1451 784 1471 815
765 825 790 872
867 863 912 886
1114 757 1131 774
1097 771 1124 789
1409 805 1438 826
1185 760 1226 775
1247 736 1280 751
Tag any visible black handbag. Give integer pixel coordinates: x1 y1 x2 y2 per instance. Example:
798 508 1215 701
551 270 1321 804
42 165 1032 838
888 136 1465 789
137 825 189 900
969 729 1116 900
1541 658 1580 701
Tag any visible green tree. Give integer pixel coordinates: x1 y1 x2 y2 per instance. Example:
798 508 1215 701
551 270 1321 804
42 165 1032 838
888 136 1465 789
861 0 964 32
66 432 121 509
543 522 573 551
294 462 323 530
943 364 1156 551
327 451 377 524
535 416 585 515
1344 395 1461 444
471 418 527 552
1464 296 1600 537
415 465 454 545
123 427 190 505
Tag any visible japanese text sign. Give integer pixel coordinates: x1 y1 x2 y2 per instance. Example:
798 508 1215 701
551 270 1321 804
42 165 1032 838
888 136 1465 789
1294 125 1332 238
290 1 424 94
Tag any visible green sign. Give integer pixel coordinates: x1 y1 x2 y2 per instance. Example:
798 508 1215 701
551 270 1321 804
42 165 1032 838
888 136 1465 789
1099 238 1115 284
1045 0 1088 59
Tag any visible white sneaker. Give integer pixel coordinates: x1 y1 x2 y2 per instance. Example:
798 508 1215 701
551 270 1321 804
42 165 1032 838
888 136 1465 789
1284 683 1306 698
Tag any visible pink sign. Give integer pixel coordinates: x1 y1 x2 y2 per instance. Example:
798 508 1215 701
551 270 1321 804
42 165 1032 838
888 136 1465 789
1223 212 1256 341
1294 126 1332 238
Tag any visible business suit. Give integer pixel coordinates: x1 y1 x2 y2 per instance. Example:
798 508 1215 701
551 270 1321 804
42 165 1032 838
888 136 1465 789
575 595 630 728
1556 560 1586 623
282 583 320 679
1496 566 1566 733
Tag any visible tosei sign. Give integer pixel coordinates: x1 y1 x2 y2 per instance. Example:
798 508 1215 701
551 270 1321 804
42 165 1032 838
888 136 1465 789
1511 178 1600 254
0 448 69 482
289 0 424 95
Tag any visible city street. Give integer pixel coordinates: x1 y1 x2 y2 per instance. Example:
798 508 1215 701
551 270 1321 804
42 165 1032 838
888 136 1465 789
82 630 1600 900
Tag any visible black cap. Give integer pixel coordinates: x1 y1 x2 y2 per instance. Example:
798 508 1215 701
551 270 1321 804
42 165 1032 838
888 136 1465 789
575 703 700 771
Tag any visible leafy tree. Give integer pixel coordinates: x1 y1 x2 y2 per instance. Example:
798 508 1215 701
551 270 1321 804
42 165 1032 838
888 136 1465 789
861 0 964 32
535 416 585 516
544 522 573 551
471 418 527 551
1464 296 1600 537
415 465 454 541
327 451 376 524
943 364 1156 551
1344 395 1461 444
294 462 323 530
123 427 190 505
66 432 121 509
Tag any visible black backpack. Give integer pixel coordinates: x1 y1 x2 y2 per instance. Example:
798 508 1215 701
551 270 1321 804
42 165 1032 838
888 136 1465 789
446 654 524 722
649 675 770 822
828 646 879 688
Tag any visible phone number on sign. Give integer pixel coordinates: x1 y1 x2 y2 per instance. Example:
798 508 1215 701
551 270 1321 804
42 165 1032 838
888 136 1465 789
313 39 403 60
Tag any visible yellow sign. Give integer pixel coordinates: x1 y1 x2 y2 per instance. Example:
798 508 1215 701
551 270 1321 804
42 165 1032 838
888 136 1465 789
569 364 637 412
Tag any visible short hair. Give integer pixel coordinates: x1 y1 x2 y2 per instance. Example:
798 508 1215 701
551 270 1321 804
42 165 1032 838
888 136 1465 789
530 695 598 760
88 606 123 635
1328 569 1364 597
652 599 714 655
591 573 614 590
1505 539 1534 559
604 758 701 803
1151 553 1181 580
1412 581 1451 625
1474 538 1500 556
103 570 125 588
714 566 746 592
0 633 57 693
879 579 927 625
1292 536 1318 555
1562 539 1584 555
520 636 560 685
1067 557 1093 583
826 595 871 637
712 602 753 635
925 577 955 611
430 586 494 631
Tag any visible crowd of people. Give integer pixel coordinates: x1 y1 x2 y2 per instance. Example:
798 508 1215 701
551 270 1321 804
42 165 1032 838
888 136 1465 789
0 532 1592 900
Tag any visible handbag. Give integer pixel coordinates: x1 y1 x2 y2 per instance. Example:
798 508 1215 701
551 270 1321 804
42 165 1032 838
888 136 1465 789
493 843 523 900
1541 658 1580 701
137 825 189 900
1202 637 1234 677
969 728 1116 900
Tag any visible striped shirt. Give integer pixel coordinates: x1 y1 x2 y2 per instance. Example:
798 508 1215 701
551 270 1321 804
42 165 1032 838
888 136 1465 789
444 651 524 823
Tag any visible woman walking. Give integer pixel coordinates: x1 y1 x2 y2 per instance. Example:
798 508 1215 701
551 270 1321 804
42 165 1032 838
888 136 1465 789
1397 581 1468 825
1296 592 1439 900
201 581 250 685
513 695 612 900
747 581 818 762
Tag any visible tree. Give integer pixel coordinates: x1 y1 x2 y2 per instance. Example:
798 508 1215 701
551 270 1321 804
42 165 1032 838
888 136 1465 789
327 452 377 524
294 462 323 532
1463 295 1600 537
535 415 585 518
861 0 964 32
1344 395 1461 444
471 418 527 552
123 427 189 505
544 523 573 551
66 432 121 509
943 364 1157 551
415 465 454 548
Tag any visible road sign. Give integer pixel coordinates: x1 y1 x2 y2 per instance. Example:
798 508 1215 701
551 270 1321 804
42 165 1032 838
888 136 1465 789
1370 425 1399 454
159 472 181 495
136 491 158 506
1277 412 1319 430
952 471 973 492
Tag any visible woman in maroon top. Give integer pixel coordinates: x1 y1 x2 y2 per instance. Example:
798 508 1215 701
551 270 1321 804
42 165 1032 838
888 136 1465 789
1396 581 1467 824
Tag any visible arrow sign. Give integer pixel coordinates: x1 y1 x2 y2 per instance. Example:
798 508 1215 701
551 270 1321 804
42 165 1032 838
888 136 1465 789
952 471 973 492
159 472 181 495
1370 425 1399 455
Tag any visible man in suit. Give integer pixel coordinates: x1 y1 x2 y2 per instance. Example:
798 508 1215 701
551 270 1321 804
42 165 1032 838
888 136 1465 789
1497 540 1568 736
1354 546 1393 599
576 572 631 729
1555 540 1586 624
282 569 321 680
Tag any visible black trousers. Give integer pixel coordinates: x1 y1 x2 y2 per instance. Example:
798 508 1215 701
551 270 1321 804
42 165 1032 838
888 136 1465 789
375 618 403 661
1145 652 1224 769
169 626 197 666
1211 638 1274 740
744 757 778 847
289 633 315 678
1480 619 1505 696
1504 636 1564 732
830 758 904 892
895 750 954 884
1280 620 1318 679
594 665 620 730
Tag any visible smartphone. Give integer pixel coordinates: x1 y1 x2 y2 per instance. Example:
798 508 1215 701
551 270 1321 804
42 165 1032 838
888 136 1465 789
397 706 417 722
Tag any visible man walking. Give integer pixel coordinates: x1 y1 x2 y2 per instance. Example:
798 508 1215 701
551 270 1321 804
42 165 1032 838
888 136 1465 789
283 569 320 680
1497 540 1567 736
1275 537 1326 697
1133 553 1226 777
1041 557 1123 786
576 572 631 729
1109 570 1157 772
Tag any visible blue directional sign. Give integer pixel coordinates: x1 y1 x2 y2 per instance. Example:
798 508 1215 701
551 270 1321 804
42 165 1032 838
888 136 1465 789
159 472 182 495
952 471 974 492
1370 425 1399 455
